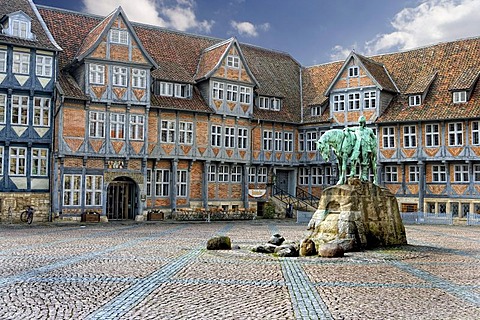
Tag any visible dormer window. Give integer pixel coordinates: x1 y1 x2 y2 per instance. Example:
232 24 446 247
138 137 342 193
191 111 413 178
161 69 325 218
174 83 192 98
348 66 359 77
453 91 467 103
227 55 239 68
110 29 128 45
153 80 191 99
311 106 321 116
409 95 421 106
3 12 34 40
258 96 281 111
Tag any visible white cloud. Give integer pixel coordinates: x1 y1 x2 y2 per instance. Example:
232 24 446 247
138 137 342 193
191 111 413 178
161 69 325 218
230 21 270 37
329 45 353 61
82 0 214 33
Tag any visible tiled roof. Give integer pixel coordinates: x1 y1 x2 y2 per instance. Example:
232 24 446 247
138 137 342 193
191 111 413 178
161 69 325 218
356 54 398 93
57 72 89 100
151 87 213 113
405 72 437 95
195 41 230 81
449 67 480 91
0 0 60 51
75 9 115 59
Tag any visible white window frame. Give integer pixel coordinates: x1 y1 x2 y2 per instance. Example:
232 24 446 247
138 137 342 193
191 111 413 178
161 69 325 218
129 114 144 141
11 19 29 39
409 165 419 183
325 166 333 185
453 91 467 103
226 84 238 102
271 98 281 111
448 122 463 146
348 66 359 77
110 29 129 45
474 165 480 182
425 124 440 147
89 64 105 85
382 127 395 149
403 125 416 148
274 131 282 151
333 94 345 112
311 167 323 185
454 164 469 183
31 148 48 176
298 167 309 185
263 130 273 151
248 167 256 183
259 96 269 110
311 106 321 116
146 169 152 197
225 127 235 148
348 92 360 110
161 120 176 143
218 165 229 182
384 166 398 182
298 132 305 152
9 147 27 176
11 95 29 125
35 55 52 77
211 125 222 147
208 165 216 182
227 55 239 68
177 170 187 197
179 121 193 145
257 167 267 183
63 174 82 206
284 132 293 152
409 95 421 106
0 50 6 73
13 52 30 75
89 111 105 138
132 69 146 88
174 83 191 98
0 146 3 176
239 86 251 104
33 97 50 127
306 131 318 152
472 121 480 146
155 169 170 197
432 165 447 183
110 113 125 139
113 66 127 87
212 81 224 100
160 82 173 96
364 91 376 109
0 94 7 124
85 175 103 206
238 128 248 149
231 166 242 183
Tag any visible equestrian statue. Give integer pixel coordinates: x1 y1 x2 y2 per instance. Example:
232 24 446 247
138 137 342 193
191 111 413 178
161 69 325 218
316 116 377 185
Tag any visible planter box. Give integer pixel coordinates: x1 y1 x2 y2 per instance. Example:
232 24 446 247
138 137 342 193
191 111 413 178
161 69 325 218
148 211 164 221
81 213 100 222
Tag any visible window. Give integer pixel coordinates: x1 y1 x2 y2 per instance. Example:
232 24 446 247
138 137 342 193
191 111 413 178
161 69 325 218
238 128 248 149
132 69 146 88
333 94 345 111
432 165 447 183
221 127 233 148
348 66 359 77
257 167 267 183
110 113 125 139
89 64 105 85
364 91 376 108
9 147 26 176
110 29 128 44
31 148 48 176
13 52 29 74
32 97 50 127
218 165 229 182
146 169 152 197
161 120 175 143
211 125 222 147
0 146 3 176
473 121 480 146
263 130 273 151
63 174 82 206
454 164 469 182
409 95 421 106
425 124 439 147
177 170 187 197
129 115 144 140
306 131 318 152
174 83 191 98
227 55 239 68
382 127 395 148
226 84 238 102
35 55 52 77
348 92 360 110
248 167 256 183
85 175 103 206
259 97 269 109
0 94 4 124
179 121 193 144
384 166 398 182
311 167 323 185
231 166 242 182
0 50 6 72
298 132 305 152
453 91 467 103
311 106 321 116
212 82 224 100
208 165 216 182
474 165 480 182
274 132 282 151
284 132 293 152
403 125 416 148
89 111 105 138
271 98 281 111
160 82 173 96
409 165 419 183
113 66 127 87
12 19 29 39
448 122 463 146
239 86 251 104
325 166 333 185
11 95 28 125
298 167 309 185
155 169 170 197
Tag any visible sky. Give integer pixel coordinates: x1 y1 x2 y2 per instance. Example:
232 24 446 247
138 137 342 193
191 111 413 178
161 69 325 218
34 0 480 66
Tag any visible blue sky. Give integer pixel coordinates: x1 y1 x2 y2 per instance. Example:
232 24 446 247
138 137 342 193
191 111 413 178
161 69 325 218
35 0 480 66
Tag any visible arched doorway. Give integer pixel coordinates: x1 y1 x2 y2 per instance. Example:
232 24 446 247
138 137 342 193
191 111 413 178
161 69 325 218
107 177 138 220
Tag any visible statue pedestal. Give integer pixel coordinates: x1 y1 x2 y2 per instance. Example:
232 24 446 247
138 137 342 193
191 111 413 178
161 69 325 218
304 178 407 252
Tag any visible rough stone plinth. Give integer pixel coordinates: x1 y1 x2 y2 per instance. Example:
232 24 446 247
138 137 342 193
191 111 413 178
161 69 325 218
319 243 344 257
206 236 232 250
303 178 407 253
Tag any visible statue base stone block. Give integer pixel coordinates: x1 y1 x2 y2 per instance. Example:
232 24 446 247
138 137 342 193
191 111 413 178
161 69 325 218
303 178 407 253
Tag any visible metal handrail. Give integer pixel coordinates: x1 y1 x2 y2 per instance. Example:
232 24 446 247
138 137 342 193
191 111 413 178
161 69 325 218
271 185 316 212
295 186 320 207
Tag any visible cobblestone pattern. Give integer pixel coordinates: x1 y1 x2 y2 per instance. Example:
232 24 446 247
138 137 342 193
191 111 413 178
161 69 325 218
0 222 479 319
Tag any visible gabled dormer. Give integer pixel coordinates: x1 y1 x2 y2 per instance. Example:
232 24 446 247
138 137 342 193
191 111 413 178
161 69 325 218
324 51 398 125
70 7 157 104
449 68 480 104
1 11 34 40
195 37 259 118
405 72 437 106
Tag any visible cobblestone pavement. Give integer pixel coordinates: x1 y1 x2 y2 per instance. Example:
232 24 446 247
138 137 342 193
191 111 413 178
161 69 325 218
0 221 479 319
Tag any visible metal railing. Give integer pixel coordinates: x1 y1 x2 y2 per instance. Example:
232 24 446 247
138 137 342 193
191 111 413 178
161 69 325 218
400 212 453 225
271 185 317 212
295 186 321 208
467 212 480 225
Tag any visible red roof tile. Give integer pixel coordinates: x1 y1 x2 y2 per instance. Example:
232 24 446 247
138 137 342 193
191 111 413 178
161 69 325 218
195 41 230 81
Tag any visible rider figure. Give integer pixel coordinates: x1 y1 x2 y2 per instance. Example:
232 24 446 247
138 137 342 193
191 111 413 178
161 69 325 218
345 115 376 181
